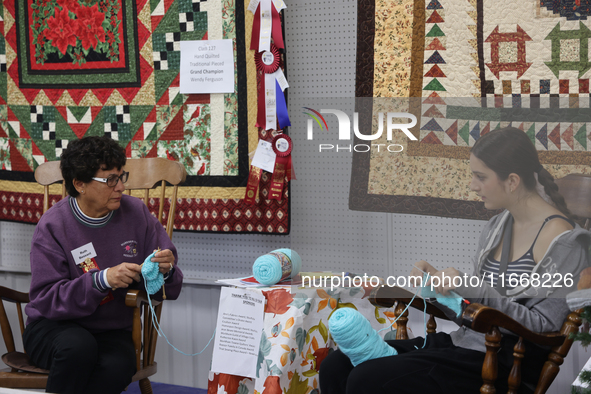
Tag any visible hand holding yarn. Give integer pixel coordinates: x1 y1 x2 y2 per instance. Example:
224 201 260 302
106 263 141 290
425 267 462 296
420 272 463 317
141 249 166 298
328 307 397 366
253 248 302 285
150 249 175 275
409 260 438 286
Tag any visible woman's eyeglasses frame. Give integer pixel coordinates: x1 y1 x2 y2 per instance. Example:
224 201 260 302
91 171 129 187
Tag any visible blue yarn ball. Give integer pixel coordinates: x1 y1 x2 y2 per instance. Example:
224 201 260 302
141 251 164 295
252 249 302 285
328 307 397 366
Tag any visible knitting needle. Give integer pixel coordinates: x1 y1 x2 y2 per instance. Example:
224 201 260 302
411 265 432 287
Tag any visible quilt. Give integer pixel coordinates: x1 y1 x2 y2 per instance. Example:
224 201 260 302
350 0 591 220
0 0 289 233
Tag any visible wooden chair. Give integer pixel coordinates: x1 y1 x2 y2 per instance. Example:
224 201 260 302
0 157 187 394
370 173 591 394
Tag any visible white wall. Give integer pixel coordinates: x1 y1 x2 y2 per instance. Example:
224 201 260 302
0 1 588 393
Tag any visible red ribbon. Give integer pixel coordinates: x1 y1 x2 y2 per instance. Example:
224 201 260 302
244 165 263 205
255 45 282 129
254 44 281 73
269 134 292 200
250 2 284 52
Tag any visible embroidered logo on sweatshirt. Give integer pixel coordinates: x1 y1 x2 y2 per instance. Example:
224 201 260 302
122 240 138 258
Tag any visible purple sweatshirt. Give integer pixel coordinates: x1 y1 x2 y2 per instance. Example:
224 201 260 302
26 194 183 333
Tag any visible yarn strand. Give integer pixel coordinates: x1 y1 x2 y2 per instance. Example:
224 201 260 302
377 286 421 334
143 280 216 356
140 251 215 356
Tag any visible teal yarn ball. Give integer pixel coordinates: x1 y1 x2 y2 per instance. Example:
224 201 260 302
253 248 302 285
328 307 397 366
141 251 164 295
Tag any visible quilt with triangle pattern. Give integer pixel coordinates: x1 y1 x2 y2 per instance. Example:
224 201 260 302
0 0 289 233
350 0 591 220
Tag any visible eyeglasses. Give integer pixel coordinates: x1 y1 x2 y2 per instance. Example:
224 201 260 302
92 171 129 187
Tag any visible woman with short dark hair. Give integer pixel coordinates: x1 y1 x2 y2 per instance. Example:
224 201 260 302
23 136 183 394
319 127 590 393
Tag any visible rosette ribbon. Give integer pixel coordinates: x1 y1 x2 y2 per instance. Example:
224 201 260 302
255 45 290 131
269 134 295 200
248 0 285 53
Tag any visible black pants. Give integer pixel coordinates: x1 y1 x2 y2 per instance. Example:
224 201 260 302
319 332 546 394
23 319 136 394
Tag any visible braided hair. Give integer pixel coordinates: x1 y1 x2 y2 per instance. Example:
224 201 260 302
471 127 572 218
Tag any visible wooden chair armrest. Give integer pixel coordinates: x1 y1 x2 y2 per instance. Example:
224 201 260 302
0 287 29 304
125 289 162 309
369 286 450 320
461 303 565 347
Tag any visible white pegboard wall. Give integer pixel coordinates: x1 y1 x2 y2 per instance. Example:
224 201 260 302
288 99 392 276
285 0 357 97
285 1 393 278
173 232 291 283
387 215 487 280
0 222 35 271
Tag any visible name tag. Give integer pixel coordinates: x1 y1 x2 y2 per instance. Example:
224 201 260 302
71 243 98 265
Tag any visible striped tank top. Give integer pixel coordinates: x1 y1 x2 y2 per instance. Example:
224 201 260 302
482 215 574 289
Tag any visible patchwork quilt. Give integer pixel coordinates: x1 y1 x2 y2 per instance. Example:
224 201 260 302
0 0 289 233
350 0 591 220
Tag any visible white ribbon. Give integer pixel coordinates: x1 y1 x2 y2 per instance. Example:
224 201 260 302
247 0 260 13
272 68 289 91
264 73 277 130
272 0 286 11
248 0 285 16
263 69 289 130
259 0 272 53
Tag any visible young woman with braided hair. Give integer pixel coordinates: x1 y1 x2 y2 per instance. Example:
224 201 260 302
319 127 591 394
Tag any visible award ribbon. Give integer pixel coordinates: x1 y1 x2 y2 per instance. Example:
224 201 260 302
244 165 263 205
269 134 294 200
248 0 285 52
255 45 290 130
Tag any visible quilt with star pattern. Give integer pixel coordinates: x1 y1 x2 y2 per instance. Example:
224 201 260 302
0 0 289 233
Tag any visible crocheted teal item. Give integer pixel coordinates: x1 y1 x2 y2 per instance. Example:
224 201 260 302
420 273 463 317
141 251 164 295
